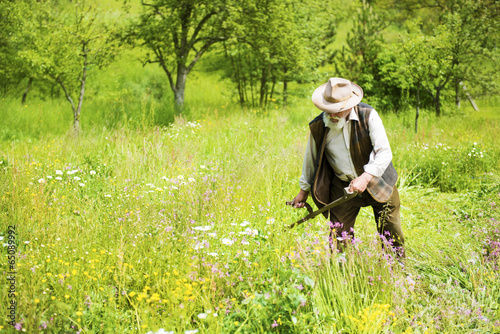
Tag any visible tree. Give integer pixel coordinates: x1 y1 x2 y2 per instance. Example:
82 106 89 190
332 0 412 112
381 0 499 106
221 0 332 108
400 20 456 116
0 1 32 98
19 0 122 134
130 0 232 112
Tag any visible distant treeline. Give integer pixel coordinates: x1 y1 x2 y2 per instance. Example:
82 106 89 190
0 0 498 132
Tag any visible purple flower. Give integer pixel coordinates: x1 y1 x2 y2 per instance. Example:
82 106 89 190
15 323 22 330
271 320 278 328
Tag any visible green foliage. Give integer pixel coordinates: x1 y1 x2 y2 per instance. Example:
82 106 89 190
220 0 332 108
397 141 498 192
332 0 411 112
223 267 318 333
129 0 233 109
0 1 30 96
14 0 123 132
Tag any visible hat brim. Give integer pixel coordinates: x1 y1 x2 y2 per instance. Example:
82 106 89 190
311 81 363 113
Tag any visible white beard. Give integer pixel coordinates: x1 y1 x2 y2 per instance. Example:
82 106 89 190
323 112 347 129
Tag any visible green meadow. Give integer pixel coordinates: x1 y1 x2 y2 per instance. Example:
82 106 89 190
1 48 500 334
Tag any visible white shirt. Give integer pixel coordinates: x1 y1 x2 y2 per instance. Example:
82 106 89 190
299 108 393 192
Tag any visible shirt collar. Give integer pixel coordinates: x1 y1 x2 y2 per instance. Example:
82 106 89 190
348 107 359 122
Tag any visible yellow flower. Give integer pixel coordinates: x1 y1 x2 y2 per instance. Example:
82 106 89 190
51 296 56 300
129 292 136 297
34 299 40 304
72 270 78 275
64 295 70 299
76 311 83 316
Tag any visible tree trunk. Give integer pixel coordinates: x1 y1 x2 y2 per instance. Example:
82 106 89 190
74 47 88 135
283 68 288 109
415 85 419 133
435 87 441 117
225 42 245 105
259 66 267 108
174 64 188 113
270 78 275 101
455 79 460 108
22 77 33 104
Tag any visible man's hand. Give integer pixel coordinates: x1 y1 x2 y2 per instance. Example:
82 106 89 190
292 189 309 208
349 172 374 193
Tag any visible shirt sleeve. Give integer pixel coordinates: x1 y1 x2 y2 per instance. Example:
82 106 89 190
299 133 317 192
363 109 393 178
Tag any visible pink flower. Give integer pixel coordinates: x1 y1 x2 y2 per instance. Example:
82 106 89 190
271 320 278 328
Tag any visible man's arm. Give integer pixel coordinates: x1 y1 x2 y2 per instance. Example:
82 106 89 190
294 134 317 208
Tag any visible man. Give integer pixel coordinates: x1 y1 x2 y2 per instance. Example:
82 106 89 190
291 77 404 257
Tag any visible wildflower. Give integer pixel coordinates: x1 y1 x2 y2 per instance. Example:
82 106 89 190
185 330 199 334
146 330 174 334
198 313 208 319
34 299 40 303
79 183 85 187
240 221 250 227
188 178 195 182
38 178 46 184
56 170 63 175
272 320 278 328
221 238 234 246
24 241 30 244
200 165 206 169
55 177 62 181
178 175 184 180
15 323 22 330
90 170 96 175
208 252 218 257
193 226 211 231
74 176 81 181
47 175 53 179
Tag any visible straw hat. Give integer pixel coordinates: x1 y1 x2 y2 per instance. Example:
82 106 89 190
312 77 363 113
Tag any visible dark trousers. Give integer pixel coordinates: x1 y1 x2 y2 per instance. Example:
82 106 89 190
328 177 405 257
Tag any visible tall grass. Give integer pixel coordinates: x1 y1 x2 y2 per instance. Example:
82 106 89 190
1 60 500 333
1 93 500 333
